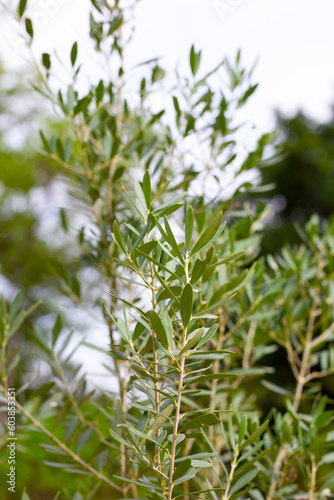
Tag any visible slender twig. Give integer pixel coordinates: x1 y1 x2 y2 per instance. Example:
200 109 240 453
167 332 187 500
1 323 10 393
242 320 257 370
223 447 239 500
0 385 122 492
52 354 105 441
267 258 324 500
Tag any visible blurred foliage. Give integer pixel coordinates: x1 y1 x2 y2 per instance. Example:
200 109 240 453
255 110 334 255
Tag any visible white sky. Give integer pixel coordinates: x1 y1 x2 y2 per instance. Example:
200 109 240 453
2 0 334 131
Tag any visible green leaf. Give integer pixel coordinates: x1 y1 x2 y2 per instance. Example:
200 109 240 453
77 428 93 453
188 349 230 361
9 290 23 323
114 400 136 446
229 468 259 496
191 459 212 468
163 216 185 263
107 350 129 361
130 221 151 253
152 180 170 203
173 469 197 486
60 208 68 232
190 45 201 77
136 240 157 255
237 447 269 474
133 180 147 218
149 404 174 434
185 372 236 386
112 221 126 253
27 382 55 401
25 18 33 38
155 203 183 218
157 286 182 303
208 250 245 269
21 489 31 500
7 354 21 374
146 431 156 464
180 283 193 327
108 14 123 34
191 212 224 256
138 411 149 433
52 314 62 346
173 96 181 126
193 293 236 317
191 246 214 284
185 206 194 252
261 380 293 397
118 424 159 445
135 249 182 283
116 317 131 344
18 0 27 18
42 53 51 71
70 42 78 66
238 415 248 446
238 84 259 108
239 421 268 451
196 324 218 348
96 80 105 104
142 171 151 209
173 457 192 481
113 476 162 491
109 427 130 447
148 310 171 349
179 327 204 357
161 311 173 347
320 452 334 465
180 413 221 432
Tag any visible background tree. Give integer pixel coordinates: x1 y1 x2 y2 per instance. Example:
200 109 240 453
253 110 334 255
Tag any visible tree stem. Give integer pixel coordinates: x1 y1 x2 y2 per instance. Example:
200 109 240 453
167 351 186 500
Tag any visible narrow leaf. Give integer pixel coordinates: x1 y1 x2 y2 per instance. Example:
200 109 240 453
239 421 268 451
191 246 214 284
161 311 173 347
180 283 193 327
18 0 27 18
9 290 23 323
191 212 223 256
70 42 78 66
208 250 245 269
185 206 194 252
180 413 221 432
179 327 204 357
229 468 259 496
173 458 192 481
142 170 151 209
25 18 33 38
148 310 170 349
163 216 184 263
196 324 218 348
149 404 174 434
112 221 126 253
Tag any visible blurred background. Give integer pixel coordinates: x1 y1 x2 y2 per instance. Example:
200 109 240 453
1 0 334 498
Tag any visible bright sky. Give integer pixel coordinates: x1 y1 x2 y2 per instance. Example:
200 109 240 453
2 0 334 131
